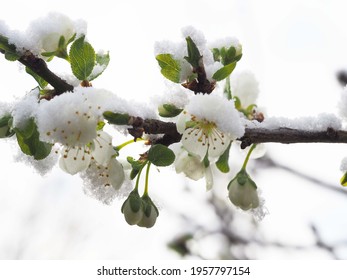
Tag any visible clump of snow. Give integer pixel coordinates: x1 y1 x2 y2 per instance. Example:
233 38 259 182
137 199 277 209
209 37 241 51
231 71 259 107
13 148 58 176
153 85 190 109
0 101 13 117
12 89 39 130
3 12 87 56
247 113 342 131
185 93 245 138
181 26 207 48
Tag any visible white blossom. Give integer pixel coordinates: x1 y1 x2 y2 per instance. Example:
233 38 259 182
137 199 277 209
177 94 244 160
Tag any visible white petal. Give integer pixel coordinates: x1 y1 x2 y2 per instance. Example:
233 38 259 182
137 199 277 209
108 159 125 190
59 146 91 175
181 127 208 160
207 131 231 158
91 131 114 166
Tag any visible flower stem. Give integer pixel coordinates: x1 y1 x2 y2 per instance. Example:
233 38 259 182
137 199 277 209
224 75 232 100
134 163 146 191
115 138 144 151
144 162 152 196
241 144 257 171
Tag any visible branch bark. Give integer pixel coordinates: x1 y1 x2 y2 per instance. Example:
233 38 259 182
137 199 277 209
18 52 74 95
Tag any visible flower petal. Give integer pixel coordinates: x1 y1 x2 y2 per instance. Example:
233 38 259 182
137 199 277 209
181 127 208 160
91 131 114 166
59 146 91 175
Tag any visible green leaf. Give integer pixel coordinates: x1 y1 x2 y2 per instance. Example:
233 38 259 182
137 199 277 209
184 36 202 68
88 52 110 81
156 54 181 83
69 35 95 80
216 142 232 173
148 144 175 167
212 48 221 62
0 34 20 61
212 62 237 81
14 119 52 160
0 115 14 138
103 111 130 125
25 67 48 89
158 103 183 118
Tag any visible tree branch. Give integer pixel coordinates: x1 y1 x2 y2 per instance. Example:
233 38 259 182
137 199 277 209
240 127 347 148
18 52 74 95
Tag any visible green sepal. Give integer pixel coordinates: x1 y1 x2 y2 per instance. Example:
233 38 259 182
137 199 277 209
220 46 236 65
88 52 110 81
25 67 48 89
14 118 52 160
121 189 142 213
212 62 237 81
216 142 232 173
0 34 20 61
141 194 159 217
184 36 202 68
148 144 175 167
340 172 347 187
127 157 146 180
103 111 130 125
156 54 181 83
69 35 96 81
158 103 183 118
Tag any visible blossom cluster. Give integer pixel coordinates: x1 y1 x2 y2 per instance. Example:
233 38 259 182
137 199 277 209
0 13 269 228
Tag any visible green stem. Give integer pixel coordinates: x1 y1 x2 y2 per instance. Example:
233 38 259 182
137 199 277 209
115 138 143 151
144 162 152 196
241 144 257 171
134 163 146 191
224 75 232 100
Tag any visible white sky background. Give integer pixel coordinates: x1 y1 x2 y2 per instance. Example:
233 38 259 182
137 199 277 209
1 0 347 259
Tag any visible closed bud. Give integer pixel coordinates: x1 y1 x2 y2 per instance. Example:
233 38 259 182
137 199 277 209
0 115 14 138
137 194 159 228
121 190 143 225
228 170 259 211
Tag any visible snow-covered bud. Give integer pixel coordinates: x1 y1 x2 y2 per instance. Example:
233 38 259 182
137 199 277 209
228 170 259 211
121 190 143 225
137 194 159 228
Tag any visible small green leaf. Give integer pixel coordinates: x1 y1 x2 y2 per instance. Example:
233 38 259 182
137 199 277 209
88 52 110 81
127 157 146 180
216 142 232 173
158 104 183 118
184 36 202 68
222 46 236 65
69 35 95 80
14 119 52 160
26 67 48 89
148 144 175 167
212 62 237 81
212 48 221 62
103 111 130 125
156 54 181 83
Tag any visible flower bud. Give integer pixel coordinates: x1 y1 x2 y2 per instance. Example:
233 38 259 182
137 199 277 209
137 195 159 228
121 190 143 225
228 170 259 211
